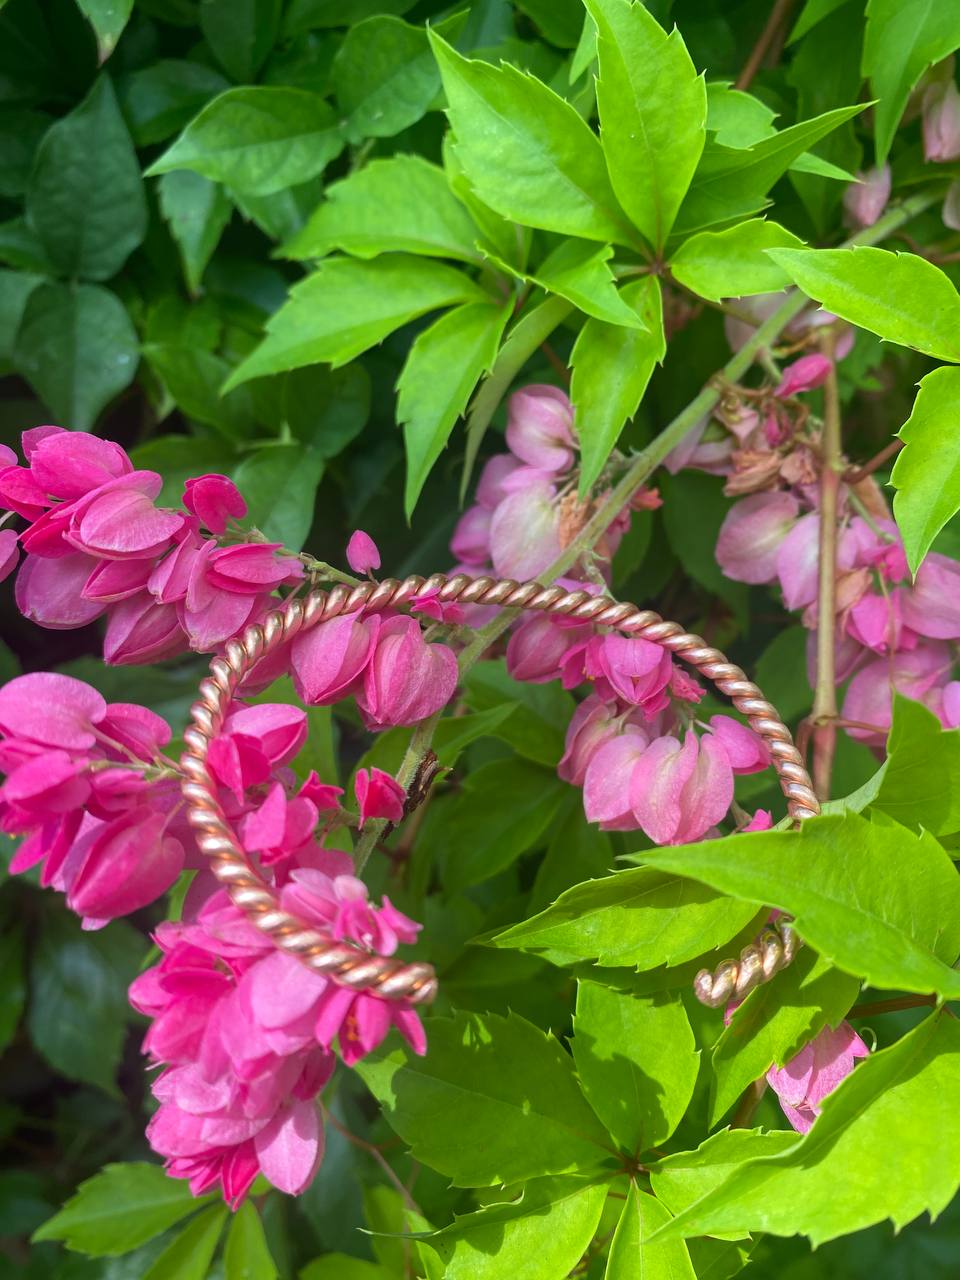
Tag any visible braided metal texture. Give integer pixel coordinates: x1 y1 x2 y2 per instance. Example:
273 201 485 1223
180 573 820 1009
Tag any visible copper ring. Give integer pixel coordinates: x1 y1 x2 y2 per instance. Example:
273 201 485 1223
179 574 819 1008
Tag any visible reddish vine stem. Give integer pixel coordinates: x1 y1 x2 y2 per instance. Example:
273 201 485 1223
734 0 797 91
811 338 841 801
844 438 903 484
850 994 938 1018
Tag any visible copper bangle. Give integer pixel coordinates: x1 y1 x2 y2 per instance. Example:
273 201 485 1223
180 574 818 1009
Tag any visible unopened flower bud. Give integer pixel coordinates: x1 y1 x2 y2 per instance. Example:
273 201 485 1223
924 80 960 162
842 165 891 228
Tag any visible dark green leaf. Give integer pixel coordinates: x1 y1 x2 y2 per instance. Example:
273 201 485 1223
0 924 25 1054
463 658 575 766
605 1184 696 1280
143 344 256 437
148 88 344 197
158 171 232 296
430 31 635 245
0 107 52 198
233 444 324 551
200 0 281 82
356 1010 613 1186
27 76 146 281
401 300 510 516
118 59 230 147
283 363 371 456
571 276 665 494
225 256 487 387
573 982 699 1152
284 0 417 36
34 1163 207 1256
230 175 325 243
891 365 960 572
143 1205 228 1280
74 0 132 59
14 282 139 431
0 268 41 362
586 0 705 249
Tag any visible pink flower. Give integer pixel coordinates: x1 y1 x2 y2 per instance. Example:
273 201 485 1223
716 493 799 585
29 429 132 500
507 615 592 684
450 506 492 565
583 731 650 830
0 530 18 583
207 703 307 802
843 165 891 228
345 529 380 575
843 643 952 744
776 514 857 612
941 681 960 728
16 552 107 630
104 595 186 665
354 767 405 826
558 696 623 786
292 613 379 706
742 809 773 831
900 554 960 639
183 474 247 534
767 1022 869 1133
564 634 672 715
0 672 106 750
408 585 465 625
708 715 770 773
629 730 733 845
358 616 458 729
924 79 960 162
67 807 185 921
489 480 562 581
846 591 914 655
66 472 186 560
505 385 576 472
776 354 832 398
475 454 524 509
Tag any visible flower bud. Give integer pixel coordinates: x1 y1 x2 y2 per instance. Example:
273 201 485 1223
355 767 405 826
345 529 380 575
708 715 770 773
775 353 832 398
507 615 592 684
183 474 247 534
842 165 891 228
924 79 960 162
358 616 458 729
558 695 622 786
291 614 378 706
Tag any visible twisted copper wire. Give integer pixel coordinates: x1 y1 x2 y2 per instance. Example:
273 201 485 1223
180 573 819 1008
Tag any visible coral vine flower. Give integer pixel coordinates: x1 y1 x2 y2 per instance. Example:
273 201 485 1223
354 767 406 826
767 1022 870 1133
182 474 247 534
345 529 381 574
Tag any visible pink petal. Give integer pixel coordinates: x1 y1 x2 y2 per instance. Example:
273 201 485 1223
254 1100 324 1195
345 529 381 574
0 672 106 748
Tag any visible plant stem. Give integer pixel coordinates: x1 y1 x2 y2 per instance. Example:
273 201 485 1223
351 191 939 877
844 438 903 484
811 339 841 801
735 0 797 91
849 994 938 1018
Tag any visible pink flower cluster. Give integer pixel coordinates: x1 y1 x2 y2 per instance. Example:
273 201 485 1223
0 427 303 660
131 854 424 1207
0 672 190 926
767 1021 870 1132
506 615 770 843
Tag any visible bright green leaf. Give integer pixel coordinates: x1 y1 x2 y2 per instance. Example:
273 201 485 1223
670 220 805 301
233 445 324 551
74 0 132 58
524 239 649 328
27 76 146 281
300 1257 390 1280
635 811 960 999
223 1201 277 1280
14 282 139 431
768 246 960 362
709 950 861 1126
493 865 764 969
650 1128 798 1219
148 88 344 197
158 171 232 296
873 695 960 835
143 1205 228 1280
425 1177 608 1280
282 156 484 264
586 0 705 249
400 300 510 516
571 276 665 495
892 365 960 572
430 31 635 245
356 1010 613 1186
333 14 463 143
34 1163 208 1256
200 0 281 82
605 1184 696 1280
705 81 776 148
573 982 699 1152
225 256 486 387
863 0 960 163
652 1012 960 1246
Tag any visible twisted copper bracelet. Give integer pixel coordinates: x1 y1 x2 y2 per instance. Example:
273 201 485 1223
180 573 819 1010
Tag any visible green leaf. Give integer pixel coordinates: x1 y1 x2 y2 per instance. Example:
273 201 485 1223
586 0 705 250
709 950 861 1126
768 246 960 363
75 0 132 59
494 865 763 970
522 239 648 329
285 0 417 32
230 176 325 243
143 1205 228 1280
675 104 865 235
233 444 324 552
400 300 510 516
892 366 960 572
670 220 805 301
200 0 281 82
355 1010 613 1186
443 758 567 890
131 437 237 508
118 59 230 147
788 0 850 44
148 88 344 198
223 1201 277 1280
863 0 960 163
224 256 487 387
0 107 52 199
28 912 146 1094
652 1011 960 1246
462 295 574 495
282 156 484 264
872 695 960 835
143 345 256 438
333 14 463 144
650 1128 798 1219
705 81 777 148
605 1184 696 1280
0 268 41 362
463 658 576 766
430 31 635 245
158 171 232 296
301 1258 390 1280
283 363 371 457
26 76 146 281
573 982 699 1153
14 282 139 432
515 0 585 48
0 925 25 1054
571 276 665 495
424 1177 608 1280
635 811 960 999
34 1163 208 1256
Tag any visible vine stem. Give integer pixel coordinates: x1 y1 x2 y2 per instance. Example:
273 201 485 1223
811 337 841 801
350 191 940 875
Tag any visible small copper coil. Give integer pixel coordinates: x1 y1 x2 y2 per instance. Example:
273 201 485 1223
180 575 818 1008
